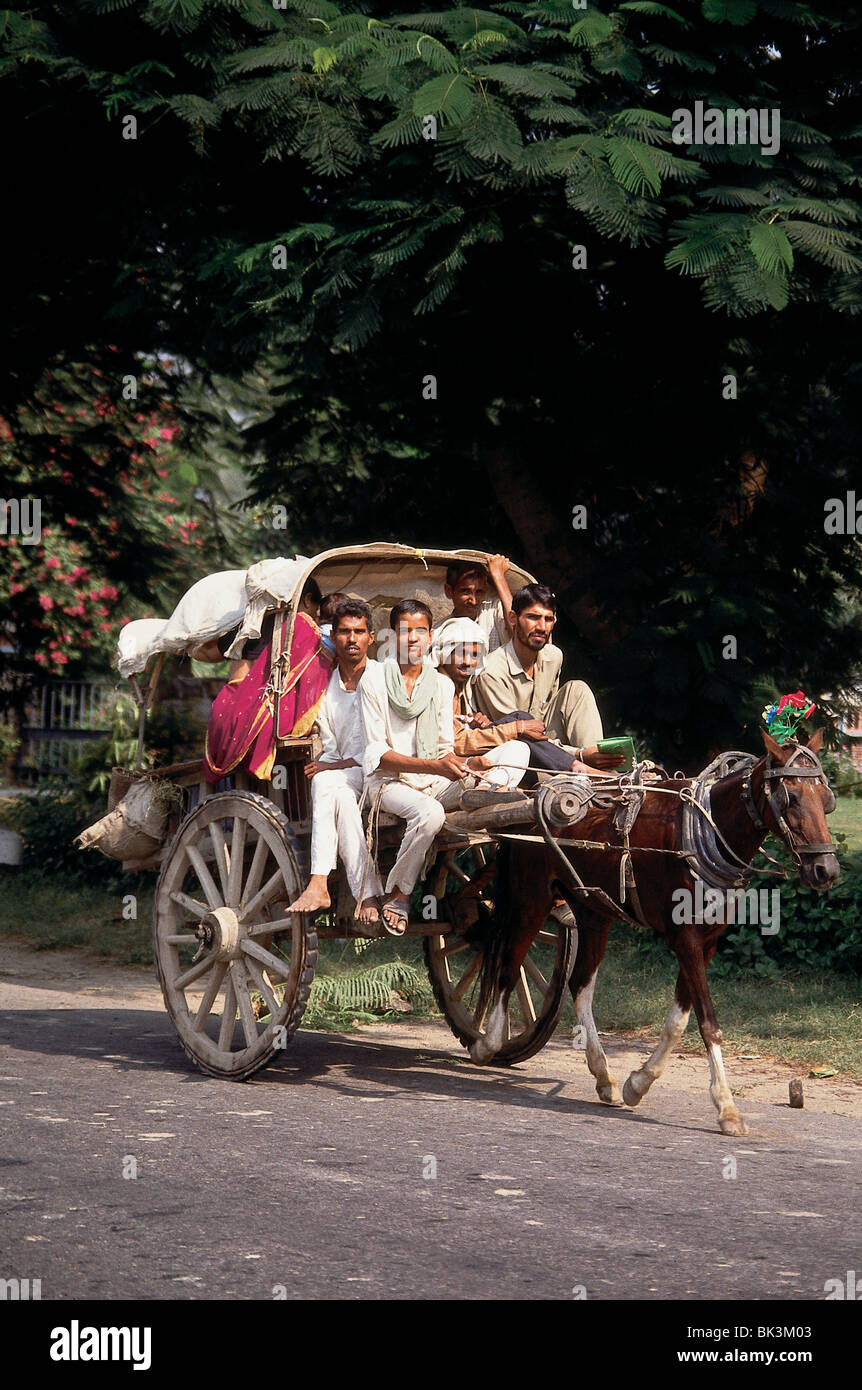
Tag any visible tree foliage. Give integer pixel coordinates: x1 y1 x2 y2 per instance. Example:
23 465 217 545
2 1 862 761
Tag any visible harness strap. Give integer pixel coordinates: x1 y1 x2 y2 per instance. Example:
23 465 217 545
533 787 649 931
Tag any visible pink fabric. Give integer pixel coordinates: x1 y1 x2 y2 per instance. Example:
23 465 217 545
202 612 332 784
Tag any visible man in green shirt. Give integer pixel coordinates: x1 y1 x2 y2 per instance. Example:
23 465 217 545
473 583 621 772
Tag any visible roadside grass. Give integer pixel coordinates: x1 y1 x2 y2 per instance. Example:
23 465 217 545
827 797 862 852
0 868 154 964
1 871 859 1078
577 925 862 1079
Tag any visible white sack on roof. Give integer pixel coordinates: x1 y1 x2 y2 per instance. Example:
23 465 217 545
223 556 308 660
116 619 171 679
115 559 308 678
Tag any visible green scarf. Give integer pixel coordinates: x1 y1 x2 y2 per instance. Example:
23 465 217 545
384 656 439 759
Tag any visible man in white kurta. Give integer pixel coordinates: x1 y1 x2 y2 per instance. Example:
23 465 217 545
286 599 383 923
358 600 475 933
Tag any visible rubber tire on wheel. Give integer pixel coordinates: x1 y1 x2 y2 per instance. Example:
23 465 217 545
424 846 576 1065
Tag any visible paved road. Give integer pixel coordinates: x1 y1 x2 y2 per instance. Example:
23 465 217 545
1 983 860 1302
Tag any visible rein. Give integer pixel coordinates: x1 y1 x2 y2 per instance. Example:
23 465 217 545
525 745 837 927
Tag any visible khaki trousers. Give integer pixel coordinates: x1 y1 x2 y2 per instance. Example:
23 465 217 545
544 680 604 750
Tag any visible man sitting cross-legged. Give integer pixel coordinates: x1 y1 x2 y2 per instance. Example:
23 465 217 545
359 599 484 936
433 617 531 798
474 583 623 774
285 599 383 925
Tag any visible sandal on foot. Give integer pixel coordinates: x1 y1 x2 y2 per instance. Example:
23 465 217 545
549 901 577 928
381 898 409 936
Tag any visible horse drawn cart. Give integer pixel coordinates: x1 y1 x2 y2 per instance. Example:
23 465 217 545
97 544 577 1082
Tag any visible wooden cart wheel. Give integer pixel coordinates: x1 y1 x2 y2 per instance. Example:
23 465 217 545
153 791 316 1080
424 847 576 1066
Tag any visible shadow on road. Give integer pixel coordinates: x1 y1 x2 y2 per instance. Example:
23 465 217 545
0 1005 708 1134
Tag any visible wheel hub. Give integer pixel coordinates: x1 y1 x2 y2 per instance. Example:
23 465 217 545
197 905 243 959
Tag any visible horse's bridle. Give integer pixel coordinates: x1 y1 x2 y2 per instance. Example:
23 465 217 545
741 745 838 863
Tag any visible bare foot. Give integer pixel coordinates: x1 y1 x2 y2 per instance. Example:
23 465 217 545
357 896 381 926
284 879 331 915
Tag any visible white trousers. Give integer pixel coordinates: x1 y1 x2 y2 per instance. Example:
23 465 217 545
375 777 463 897
310 767 382 901
474 740 530 788
373 745 529 897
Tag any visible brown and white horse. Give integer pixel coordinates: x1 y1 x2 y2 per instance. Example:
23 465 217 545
471 729 839 1136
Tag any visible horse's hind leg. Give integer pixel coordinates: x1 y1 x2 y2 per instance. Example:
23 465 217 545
569 914 620 1105
622 975 692 1108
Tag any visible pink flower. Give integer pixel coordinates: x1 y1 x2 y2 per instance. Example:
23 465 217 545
46 556 60 570
39 595 54 611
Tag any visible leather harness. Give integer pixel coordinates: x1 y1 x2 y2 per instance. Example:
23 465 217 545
524 745 838 929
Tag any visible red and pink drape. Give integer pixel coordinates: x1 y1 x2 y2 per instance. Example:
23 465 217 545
202 612 331 785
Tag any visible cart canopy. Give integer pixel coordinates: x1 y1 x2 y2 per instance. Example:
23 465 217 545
115 544 535 678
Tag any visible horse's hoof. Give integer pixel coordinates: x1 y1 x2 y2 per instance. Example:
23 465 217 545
597 1083 624 1106
622 1075 646 1108
719 1112 748 1137
470 1039 494 1065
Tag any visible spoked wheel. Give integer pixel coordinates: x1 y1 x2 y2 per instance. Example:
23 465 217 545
424 846 576 1065
153 791 316 1080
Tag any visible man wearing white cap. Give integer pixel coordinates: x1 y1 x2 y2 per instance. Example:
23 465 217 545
433 617 531 792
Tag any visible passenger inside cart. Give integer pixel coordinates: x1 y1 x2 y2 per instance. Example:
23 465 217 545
193 578 332 785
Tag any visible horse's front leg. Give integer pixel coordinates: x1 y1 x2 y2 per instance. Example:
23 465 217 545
622 974 692 1108
569 912 620 1104
677 933 747 1136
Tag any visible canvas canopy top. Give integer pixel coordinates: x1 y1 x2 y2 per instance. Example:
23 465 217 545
115 543 536 679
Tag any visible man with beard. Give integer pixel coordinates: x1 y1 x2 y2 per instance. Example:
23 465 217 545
436 613 615 777
285 598 383 925
474 584 623 772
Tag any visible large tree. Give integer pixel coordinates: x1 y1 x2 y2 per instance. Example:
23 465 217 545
2 0 861 761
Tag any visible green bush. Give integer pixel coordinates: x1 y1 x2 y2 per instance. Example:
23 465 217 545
714 836 862 977
0 783 135 887
75 695 207 798
631 834 862 977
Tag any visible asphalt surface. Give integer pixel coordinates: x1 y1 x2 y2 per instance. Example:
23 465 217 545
1 992 861 1302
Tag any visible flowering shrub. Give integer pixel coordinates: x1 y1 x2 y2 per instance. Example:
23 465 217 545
0 351 210 677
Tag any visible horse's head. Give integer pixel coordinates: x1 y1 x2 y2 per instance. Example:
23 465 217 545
757 728 840 889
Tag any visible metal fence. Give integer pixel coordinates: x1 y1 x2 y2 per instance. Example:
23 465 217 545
14 681 119 782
